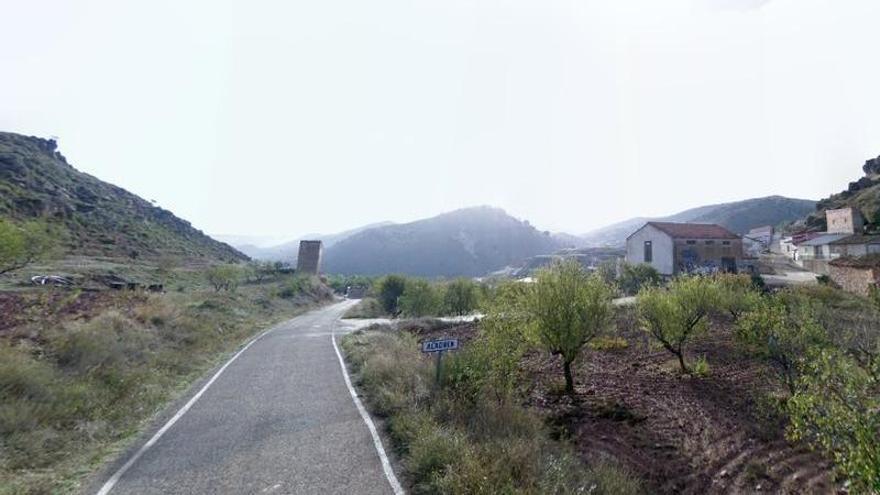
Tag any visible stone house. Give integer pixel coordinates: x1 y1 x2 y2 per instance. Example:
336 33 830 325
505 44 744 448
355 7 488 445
626 222 742 276
828 255 880 296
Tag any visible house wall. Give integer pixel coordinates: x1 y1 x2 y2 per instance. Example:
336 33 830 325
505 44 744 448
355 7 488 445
626 225 674 275
829 264 880 296
672 238 743 274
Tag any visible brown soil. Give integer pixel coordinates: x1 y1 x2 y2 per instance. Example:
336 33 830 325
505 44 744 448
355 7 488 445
407 316 838 494
0 289 133 335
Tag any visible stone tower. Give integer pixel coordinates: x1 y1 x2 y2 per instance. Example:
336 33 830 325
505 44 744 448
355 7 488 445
826 207 864 234
296 240 323 275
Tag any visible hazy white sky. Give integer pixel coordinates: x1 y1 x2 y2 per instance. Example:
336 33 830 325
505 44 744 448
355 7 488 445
2 0 879 239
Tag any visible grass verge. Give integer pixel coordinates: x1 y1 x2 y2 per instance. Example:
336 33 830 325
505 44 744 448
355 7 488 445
341 327 642 494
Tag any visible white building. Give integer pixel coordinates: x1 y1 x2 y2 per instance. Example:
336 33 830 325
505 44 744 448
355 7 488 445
626 222 743 276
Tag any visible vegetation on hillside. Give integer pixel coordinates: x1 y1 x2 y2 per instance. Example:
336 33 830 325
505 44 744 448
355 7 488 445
803 154 880 231
0 132 244 262
323 206 563 277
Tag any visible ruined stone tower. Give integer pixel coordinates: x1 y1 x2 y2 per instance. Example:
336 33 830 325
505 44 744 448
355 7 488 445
296 240 323 275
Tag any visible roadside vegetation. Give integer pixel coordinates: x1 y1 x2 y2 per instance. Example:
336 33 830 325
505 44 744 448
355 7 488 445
0 262 333 494
346 261 880 493
343 260 641 494
343 275 484 319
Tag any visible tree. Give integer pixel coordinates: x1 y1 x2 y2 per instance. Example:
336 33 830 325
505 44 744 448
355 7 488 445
399 278 439 317
205 264 242 292
249 260 276 284
618 262 661 296
715 273 762 321
787 348 879 492
375 275 407 315
527 260 614 394
0 219 55 275
735 295 827 394
638 276 721 373
442 278 480 316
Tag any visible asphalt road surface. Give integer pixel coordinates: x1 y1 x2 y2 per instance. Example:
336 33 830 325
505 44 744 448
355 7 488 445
89 300 402 495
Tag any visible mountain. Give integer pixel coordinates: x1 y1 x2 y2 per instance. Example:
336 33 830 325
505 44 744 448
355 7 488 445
222 222 396 262
581 196 816 247
800 155 880 231
0 132 245 262
322 206 563 277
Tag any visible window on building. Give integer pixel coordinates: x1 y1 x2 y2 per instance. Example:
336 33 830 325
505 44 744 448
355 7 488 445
705 240 715 245
644 240 652 262
686 240 696 245
722 241 731 245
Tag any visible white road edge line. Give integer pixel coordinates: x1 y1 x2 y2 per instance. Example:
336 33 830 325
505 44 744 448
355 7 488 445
95 324 280 495
331 329 405 495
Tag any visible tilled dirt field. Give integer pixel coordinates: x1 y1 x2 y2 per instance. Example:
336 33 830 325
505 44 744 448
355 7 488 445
523 323 837 494
405 316 839 494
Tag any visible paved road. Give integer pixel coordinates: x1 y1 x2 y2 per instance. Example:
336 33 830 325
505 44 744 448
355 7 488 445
90 300 400 495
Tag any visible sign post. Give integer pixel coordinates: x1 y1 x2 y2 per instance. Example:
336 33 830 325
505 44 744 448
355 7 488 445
421 338 459 387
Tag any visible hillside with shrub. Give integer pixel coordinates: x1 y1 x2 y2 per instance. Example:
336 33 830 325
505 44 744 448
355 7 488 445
323 206 563 277
800 154 880 231
581 196 816 247
0 132 245 263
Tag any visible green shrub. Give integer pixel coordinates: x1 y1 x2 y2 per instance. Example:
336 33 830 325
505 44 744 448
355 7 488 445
619 262 661 296
205 264 243 292
374 275 407 315
400 279 440 317
735 295 827 394
787 348 880 492
441 278 480 316
638 276 722 373
588 336 629 351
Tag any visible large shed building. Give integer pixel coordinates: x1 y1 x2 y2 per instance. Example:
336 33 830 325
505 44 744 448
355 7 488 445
626 222 743 276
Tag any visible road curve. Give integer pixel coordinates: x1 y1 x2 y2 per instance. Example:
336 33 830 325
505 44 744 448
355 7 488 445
88 300 399 495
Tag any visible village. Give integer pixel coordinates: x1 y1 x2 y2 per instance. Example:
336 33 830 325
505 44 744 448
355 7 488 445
623 206 880 297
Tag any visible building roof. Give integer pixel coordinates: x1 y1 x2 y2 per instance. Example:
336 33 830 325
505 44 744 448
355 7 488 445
829 254 880 269
748 225 774 235
644 222 740 240
797 233 851 247
828 234 880 245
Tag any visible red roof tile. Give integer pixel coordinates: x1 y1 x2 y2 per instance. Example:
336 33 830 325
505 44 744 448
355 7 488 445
645 222 740 240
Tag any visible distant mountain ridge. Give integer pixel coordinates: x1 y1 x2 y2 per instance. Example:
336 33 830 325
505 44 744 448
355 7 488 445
322 206 563 277
581 195 816 247
226 222 395 262
0 132 246 262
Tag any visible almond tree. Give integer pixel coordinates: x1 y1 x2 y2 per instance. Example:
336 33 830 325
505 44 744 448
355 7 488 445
638 276 721 373
528 260 614 395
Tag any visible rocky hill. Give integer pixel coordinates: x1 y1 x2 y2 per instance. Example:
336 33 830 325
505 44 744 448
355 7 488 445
581 195 816 247
322 206 563 277
800 155 880 232
0 132 245 262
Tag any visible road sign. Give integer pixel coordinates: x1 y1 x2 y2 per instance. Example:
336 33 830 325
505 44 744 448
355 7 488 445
422 339 459 353
421 338 459 387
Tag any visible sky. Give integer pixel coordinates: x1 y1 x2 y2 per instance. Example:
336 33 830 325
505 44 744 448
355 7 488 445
2 0 880 242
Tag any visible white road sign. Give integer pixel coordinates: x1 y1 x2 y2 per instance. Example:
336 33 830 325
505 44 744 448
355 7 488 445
421 339 459 353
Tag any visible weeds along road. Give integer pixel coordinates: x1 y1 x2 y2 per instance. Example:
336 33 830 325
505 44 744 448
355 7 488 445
87 300 402 495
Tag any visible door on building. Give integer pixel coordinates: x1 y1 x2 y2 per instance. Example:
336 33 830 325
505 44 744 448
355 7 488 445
720 257 736 273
